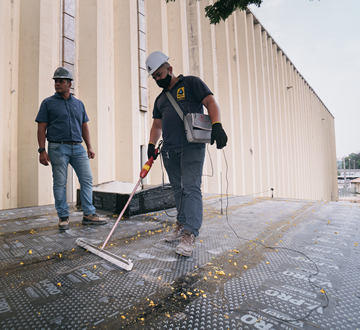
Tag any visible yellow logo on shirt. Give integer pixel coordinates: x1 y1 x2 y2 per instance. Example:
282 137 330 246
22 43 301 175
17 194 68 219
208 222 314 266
177 87 185 100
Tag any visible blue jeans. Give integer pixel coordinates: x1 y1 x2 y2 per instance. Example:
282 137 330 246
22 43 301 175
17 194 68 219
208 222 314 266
162 144 205 237
48 143 95 218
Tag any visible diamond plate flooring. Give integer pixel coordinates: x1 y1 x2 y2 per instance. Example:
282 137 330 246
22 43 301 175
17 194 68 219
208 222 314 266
0 196 359 329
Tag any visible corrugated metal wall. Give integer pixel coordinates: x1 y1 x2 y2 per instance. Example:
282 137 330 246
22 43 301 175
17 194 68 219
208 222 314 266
146 0 338 201
0 0 338 210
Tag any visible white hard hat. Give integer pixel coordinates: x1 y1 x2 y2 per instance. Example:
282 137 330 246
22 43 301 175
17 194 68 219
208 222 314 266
146 51 169 77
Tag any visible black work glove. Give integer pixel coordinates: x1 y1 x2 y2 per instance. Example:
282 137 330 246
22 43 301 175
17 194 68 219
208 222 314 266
147 143 158 160
211 123 228 149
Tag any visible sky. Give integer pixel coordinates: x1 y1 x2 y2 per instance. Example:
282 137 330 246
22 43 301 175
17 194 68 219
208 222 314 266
249 0 360 159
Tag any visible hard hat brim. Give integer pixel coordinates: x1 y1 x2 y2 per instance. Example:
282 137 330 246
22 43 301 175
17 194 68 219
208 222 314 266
148 63 166 77
52 77 73 81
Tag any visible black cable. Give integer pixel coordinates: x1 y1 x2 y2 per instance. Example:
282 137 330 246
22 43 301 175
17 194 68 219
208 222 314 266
155 145 329 325
203 189 273 208
221 149 330 324
157 142 330 324
0 147 330 328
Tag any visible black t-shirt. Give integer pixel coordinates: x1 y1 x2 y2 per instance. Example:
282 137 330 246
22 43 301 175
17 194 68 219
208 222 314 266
153 75 213 151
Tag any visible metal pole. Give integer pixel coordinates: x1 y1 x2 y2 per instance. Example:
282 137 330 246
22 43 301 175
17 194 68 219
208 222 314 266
101 177 142 249
220 171 223 215
343 157 347 189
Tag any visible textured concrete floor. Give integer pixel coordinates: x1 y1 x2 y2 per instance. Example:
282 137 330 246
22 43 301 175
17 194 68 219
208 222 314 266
0 195 359 329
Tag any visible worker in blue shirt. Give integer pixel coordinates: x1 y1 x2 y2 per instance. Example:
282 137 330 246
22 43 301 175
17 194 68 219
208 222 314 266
146 51 227 257
36 67 107 230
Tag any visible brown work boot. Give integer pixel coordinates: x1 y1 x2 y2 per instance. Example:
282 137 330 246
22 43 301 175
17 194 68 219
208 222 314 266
165 221 184 242
58 217 70 230
82 214 107 225
175 229 195 257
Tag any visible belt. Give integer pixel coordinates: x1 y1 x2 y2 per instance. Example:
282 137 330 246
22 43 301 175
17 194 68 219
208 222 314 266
49 141 82 145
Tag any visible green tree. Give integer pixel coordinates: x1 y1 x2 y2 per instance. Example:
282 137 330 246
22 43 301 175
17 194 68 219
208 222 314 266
343 152 360 169
165 0 263 24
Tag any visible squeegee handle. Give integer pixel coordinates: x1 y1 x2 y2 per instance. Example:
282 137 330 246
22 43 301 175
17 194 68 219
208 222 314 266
101 177 142 249
101 150 159 249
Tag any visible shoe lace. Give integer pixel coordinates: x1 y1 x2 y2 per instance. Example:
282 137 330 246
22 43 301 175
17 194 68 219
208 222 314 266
181 233 194 245
174 225 182 233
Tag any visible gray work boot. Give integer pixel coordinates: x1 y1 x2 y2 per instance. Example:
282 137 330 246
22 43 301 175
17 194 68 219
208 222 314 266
58 216 70 230
165 221 184 242
82 214 107 225
175 229 195 257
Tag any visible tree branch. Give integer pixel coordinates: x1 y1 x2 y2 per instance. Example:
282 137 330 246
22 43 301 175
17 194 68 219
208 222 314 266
165 0 263 25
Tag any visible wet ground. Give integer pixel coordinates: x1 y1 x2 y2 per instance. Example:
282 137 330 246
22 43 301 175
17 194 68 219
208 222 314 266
0 195 359 329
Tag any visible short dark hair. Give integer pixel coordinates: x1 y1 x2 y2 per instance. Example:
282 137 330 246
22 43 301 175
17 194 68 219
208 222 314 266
160 62 170 69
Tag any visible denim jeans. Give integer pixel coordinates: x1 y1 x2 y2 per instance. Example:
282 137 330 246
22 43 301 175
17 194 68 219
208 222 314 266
162 144 205 237
48 143 95 218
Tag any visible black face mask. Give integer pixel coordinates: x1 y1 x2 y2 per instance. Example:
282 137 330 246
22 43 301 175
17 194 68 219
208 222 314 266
156 74 172 89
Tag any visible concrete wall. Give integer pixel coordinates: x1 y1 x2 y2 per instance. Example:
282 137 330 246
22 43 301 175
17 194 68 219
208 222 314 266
0 0 338 210
0 0 19 210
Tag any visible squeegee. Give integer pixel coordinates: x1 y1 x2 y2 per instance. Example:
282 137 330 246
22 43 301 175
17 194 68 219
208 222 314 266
76 147 160 271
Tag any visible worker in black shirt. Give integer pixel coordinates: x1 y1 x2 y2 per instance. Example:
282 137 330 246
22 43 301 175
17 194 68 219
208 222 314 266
146 51 227 256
